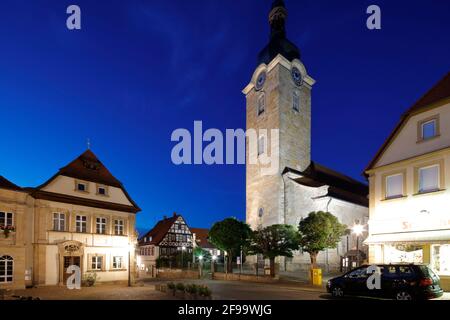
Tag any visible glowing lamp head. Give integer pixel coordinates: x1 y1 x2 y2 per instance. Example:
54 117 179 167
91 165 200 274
352 224 364 236
182 246 186 251
199 255 203 261
212 255 217 261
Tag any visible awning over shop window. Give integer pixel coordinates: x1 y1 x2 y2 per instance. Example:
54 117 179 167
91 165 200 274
364 229 450 244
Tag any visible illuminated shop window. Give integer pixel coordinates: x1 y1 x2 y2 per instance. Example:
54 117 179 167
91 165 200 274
432 244 450 276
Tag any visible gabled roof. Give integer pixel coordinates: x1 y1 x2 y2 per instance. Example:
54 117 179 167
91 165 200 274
139 213 183 245
32 149 140 212
191 228 215 249
365 72 450 173
284 162 369 207
0 176 23 191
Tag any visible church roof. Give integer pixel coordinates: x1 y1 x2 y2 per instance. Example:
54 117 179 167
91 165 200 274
257 0 301 65
139 213 183 245
365 71 450 173
284 162 369 207
0 176 23 191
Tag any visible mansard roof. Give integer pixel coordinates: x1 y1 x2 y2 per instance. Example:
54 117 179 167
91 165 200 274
284 161 369 207
0 176 23 191
139 213 187 245
365 71 450 173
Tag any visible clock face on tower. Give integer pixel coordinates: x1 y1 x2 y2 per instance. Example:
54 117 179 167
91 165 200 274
255 71 266 91
291 67 303 86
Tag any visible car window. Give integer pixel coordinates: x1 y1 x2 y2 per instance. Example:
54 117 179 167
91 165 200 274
383 266 397 277
347 267 368 278
398 266 414 275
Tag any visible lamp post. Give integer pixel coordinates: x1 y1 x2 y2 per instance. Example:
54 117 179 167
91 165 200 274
198 255 203 277
211 255 217 278
181 246 186 269
352 224 364 267
128 243 134 287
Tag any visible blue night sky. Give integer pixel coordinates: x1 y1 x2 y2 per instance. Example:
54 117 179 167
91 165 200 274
0 0 449 233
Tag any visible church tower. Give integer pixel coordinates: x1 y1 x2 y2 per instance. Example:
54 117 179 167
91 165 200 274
244 0 315 230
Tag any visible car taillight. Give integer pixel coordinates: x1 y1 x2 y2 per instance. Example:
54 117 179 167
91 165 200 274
419 278 433 287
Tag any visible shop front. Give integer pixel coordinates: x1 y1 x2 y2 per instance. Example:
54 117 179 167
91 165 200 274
366 227 450 291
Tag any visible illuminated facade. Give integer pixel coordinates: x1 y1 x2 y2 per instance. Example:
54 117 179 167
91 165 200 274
0 150 140 289
365 72 450 290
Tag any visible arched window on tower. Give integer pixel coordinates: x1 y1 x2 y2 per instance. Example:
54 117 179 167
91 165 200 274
0 255 13 283
293 91 300 112
257 93 265 116
258 135 265 156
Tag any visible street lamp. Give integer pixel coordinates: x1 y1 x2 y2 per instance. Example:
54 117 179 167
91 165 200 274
211 255 217 277
198 255 203 277
181 246 186 269
352 224 364 267
128 243 135 287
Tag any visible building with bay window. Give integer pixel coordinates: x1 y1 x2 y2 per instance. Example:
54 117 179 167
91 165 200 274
365 72 450 291
0 149 140 289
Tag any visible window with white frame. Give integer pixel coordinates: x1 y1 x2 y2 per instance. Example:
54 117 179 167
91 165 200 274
432 244 450 276
91 256 103 270
258 136 265 156
53 213 66 231
76 215 87 233
418 165 440 193
76 182 88 192
293 91 300 112
257 93 265 116
114 219 124 236
0 212 13 227
421 119 437 140
385 174 404 199
96 217 107 234
112 256 123 269
0 255 13 283
97 185 107 196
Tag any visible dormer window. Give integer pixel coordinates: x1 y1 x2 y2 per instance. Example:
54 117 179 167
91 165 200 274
418 115 440 142
96 185 108 196
75 181 88 193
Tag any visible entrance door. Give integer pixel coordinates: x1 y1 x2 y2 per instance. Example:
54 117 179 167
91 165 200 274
63 256 81 283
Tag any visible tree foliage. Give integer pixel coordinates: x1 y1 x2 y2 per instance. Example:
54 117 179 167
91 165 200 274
298 211 347 268
209 217 252 272
249 224 299 276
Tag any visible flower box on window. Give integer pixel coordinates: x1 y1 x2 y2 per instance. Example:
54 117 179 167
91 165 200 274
0 226 16 238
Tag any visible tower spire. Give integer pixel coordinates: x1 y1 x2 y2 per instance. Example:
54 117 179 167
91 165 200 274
257 0 300 65
269 0 287 39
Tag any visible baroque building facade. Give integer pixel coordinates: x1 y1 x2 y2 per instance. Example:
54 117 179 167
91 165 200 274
245 0 369 272
0 150 140 289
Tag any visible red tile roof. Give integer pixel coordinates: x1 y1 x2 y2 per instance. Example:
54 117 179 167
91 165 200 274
139 213 180 245
34 149 140 212
366 72 450 173
0 176 22 191
190 227 215 249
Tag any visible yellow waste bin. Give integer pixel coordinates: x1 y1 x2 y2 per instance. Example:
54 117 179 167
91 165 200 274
311 268 322 286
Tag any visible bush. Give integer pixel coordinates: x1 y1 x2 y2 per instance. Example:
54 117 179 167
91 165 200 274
167 282 176 290
82 273 98 287
176 283 185 292
198 285 212 297
185 284 198 294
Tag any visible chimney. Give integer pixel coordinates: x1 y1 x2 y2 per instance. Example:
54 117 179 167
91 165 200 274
173 212 177 217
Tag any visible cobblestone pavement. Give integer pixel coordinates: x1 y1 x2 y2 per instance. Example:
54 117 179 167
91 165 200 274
5 280 449 300
8 284 173 300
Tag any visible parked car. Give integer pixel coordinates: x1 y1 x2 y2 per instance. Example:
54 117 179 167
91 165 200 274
326 264 444 300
